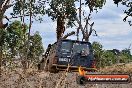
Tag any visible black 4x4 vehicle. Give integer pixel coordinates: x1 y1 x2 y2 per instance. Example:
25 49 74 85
38 39 96 73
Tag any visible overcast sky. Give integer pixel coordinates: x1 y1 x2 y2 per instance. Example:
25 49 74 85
5 0 132 53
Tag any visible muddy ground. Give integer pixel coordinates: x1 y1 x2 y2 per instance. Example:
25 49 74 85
0 63 132 88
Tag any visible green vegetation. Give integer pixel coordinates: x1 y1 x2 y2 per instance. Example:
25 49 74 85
0 21 44 69
0 0 131 73
92 42 132 68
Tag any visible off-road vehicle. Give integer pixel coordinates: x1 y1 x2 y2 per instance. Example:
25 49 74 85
38 39 96 73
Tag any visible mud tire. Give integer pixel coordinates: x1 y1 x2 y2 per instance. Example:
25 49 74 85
76 76 86 85
48 59 58 73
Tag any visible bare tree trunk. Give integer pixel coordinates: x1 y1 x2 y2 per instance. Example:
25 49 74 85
77 0 82 41
0 8 4 76
25 0 32 69
0 46 2 76
0 0 11 29
20 0 27 70
56 15 65 41
0 13 4 29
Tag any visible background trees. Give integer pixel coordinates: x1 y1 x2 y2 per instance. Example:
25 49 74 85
28 31 44 67
92 41 132 68
47 0 106 41
92 41 103 67
0 21 44 70
46 0 77 40
0 0 131 72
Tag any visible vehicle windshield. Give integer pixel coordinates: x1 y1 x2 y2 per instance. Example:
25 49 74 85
72 43 89 54
61 41 72 53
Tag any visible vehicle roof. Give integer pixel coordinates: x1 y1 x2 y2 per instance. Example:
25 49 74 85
60 39 92 44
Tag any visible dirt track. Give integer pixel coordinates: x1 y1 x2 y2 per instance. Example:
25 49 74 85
0 63 132 88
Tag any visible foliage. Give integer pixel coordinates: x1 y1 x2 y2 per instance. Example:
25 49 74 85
120 48 132 63
46 0 106 27
0 28 6 46
92 41 132 68
1 0 131 69
101 50 116 67
92 41 103 59
5 21 27 57
28 31 44 64
10 0 106 41
12 0 46 22
113 0 132 26
92 41 103 67
0 21 44 68
0 21 28 69
46 0 77 27
85 0 106 12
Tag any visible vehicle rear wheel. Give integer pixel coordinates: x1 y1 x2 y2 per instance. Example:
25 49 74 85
48 59 58 73
38 62 45 70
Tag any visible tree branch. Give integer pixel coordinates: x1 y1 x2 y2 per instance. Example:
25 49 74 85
62 31 75 39
1 0 11 14
75 16 85 35
10 14 30 19
88 22 94 37
1 0 10 10
0 0 5 8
